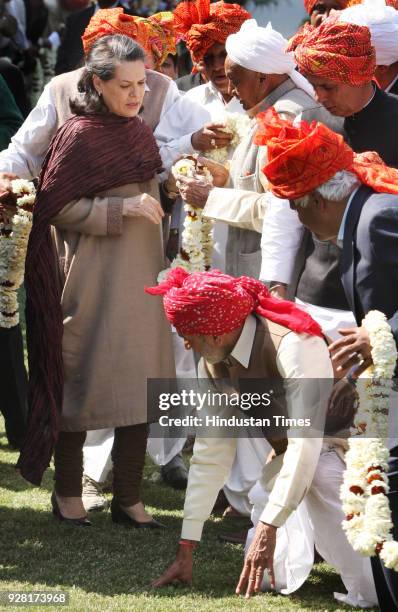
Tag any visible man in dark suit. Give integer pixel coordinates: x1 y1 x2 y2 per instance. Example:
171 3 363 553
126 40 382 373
260 107 398 611
55 1 132 75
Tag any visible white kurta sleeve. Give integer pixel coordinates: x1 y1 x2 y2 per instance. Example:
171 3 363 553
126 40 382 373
181 360 238 541
260 197 304 284
0 84 57 179
204 187 270 233
259 333 333 527
154 94 212 171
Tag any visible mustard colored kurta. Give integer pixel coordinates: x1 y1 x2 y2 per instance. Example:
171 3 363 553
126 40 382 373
51 178 175 431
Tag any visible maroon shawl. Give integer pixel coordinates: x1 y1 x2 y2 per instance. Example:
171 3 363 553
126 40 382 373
17 113 162 485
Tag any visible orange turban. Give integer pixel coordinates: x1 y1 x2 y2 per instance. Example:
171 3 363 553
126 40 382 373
82 8 149 55
137 12 178 67
304 0 349 14
288 15 376 86
174 0 251 63
255 107 398 200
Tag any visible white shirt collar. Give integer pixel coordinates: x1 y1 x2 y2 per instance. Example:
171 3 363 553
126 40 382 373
230 314 256 369
204 80 226 104
362 83 377 109
337 186 360 248
203 80 242 112
386 73 398 93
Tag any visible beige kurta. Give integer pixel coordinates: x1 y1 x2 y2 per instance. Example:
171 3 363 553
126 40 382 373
51 178 175 432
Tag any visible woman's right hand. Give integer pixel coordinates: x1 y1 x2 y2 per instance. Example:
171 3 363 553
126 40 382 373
123 193 164 225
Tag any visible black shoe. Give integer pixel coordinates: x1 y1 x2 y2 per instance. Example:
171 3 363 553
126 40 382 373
110 499 165 529
161 453 188 490
51 493 91 527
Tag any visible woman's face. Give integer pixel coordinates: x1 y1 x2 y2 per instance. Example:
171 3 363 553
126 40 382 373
93 60 146 118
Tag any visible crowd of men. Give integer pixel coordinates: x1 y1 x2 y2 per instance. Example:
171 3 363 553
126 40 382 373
1 0 398 609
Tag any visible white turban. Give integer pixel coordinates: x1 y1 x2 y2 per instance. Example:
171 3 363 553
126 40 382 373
225 19 315 98
339 0 398 66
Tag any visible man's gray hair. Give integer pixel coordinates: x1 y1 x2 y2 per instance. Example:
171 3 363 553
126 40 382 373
294 170 360 207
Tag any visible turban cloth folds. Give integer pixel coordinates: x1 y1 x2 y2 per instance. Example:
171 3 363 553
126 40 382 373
256 107 398 199
339 0 398 66
146 268 323 338
137 12 178 67
173 0 251 63
82 8 149 55
287 15 376 86
304 0 349 14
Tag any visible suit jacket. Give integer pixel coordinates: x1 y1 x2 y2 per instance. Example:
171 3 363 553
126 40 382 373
344 87 398 168
341 185 398 356
55 3 133 75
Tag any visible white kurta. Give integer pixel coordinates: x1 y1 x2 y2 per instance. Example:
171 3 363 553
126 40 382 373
181 314 332 540
246 449 378 608
243 300 377 608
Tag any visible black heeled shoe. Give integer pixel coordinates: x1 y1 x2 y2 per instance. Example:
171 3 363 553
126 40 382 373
110 499 165 529
51 493 91 527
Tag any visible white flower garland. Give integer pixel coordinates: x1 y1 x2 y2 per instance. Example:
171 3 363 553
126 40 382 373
158 157 213 282
203 112 251 165
0 179 36 328
341 310 398 571
157 115 250 283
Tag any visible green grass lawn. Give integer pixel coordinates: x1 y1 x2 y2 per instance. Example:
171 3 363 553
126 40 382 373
0 425 377 612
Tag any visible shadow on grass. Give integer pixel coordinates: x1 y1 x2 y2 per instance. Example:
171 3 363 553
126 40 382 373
0 504 243 598
0 460 54 493
0 502 358 611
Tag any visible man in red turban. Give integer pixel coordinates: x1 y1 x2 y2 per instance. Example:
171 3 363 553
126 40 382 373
288 14 398 168
290 15 375 89
173 0 250 103
259 106 398 609
147 267 377 603
174 0 250 64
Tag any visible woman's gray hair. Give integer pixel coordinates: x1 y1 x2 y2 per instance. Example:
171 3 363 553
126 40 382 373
70 34 146 115
294 170 360 207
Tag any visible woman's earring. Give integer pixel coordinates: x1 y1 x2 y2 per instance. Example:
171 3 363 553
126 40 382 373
97 90 102 96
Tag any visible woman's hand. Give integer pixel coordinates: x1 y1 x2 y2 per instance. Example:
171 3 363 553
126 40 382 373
196 156 229 187
123 193 164 225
